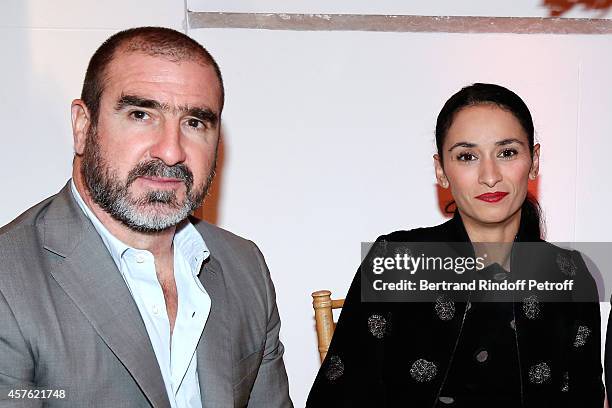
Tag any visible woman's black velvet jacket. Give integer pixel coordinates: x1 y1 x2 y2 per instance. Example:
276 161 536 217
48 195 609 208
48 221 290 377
307 212 603 407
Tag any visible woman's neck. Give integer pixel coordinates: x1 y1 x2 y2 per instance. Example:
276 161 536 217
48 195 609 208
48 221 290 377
459 208 522 271
459 208 522 243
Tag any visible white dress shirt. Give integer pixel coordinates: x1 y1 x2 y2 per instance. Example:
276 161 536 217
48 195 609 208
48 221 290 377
71 180 211 408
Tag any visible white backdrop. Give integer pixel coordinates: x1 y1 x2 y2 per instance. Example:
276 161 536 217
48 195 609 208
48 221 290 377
1 1 611 407
193 29 612 406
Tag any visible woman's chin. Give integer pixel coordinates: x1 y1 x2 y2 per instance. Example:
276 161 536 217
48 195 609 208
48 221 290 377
464 206 518 226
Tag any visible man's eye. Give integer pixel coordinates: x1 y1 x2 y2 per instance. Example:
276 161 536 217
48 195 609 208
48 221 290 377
130 111 150 121
498 148 518 159
457 152 477 162
186 118 205 130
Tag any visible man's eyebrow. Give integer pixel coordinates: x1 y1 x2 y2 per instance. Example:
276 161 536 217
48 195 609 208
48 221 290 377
182 107 218 126
115 94 166 111
448 142 477 152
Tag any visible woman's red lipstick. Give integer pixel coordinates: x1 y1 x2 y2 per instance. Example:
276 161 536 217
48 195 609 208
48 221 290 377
475 192 508 203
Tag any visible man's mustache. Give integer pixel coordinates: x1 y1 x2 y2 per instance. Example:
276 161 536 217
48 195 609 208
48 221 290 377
126 160 194 191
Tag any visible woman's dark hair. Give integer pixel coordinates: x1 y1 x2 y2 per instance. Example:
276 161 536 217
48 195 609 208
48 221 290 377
437 83 544 238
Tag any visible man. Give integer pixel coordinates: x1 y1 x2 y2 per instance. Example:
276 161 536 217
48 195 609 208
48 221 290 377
0 27 292 408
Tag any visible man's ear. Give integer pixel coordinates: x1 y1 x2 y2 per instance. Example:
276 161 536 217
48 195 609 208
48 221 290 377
434 154 449 188
71 100 91 155
529 143 540 180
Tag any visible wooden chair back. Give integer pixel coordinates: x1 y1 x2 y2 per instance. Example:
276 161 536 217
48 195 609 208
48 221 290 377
311 290 345 362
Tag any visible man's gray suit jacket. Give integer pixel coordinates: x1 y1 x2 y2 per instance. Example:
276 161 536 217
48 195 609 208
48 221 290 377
0 183 293 407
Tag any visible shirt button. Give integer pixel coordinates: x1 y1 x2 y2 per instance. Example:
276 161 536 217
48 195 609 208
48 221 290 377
135 254 146 263
152 304 161 315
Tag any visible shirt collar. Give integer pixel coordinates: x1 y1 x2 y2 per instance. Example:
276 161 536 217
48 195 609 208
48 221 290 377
70 179 210 275
174 221 210 275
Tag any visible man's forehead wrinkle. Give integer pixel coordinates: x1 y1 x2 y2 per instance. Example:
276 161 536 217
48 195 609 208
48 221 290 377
106 49 221 100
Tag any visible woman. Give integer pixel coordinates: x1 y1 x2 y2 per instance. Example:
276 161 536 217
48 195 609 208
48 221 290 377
307 83 603 407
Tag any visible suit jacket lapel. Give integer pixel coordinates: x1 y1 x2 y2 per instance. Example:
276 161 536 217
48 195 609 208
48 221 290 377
43 183 170 408
197 255 234 407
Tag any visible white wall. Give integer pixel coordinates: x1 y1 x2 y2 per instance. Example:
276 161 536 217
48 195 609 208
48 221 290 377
192 28 612 405
1 1 611 407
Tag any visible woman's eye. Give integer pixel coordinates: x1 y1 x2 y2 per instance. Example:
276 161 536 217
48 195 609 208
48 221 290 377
498 148 518 158
457 152 477 161
130 111 150 121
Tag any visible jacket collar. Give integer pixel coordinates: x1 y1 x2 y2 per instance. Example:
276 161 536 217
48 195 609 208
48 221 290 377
444 203 541 243
42 182 171 407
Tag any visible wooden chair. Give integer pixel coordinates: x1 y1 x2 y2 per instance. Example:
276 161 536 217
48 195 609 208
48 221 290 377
311 290 345 363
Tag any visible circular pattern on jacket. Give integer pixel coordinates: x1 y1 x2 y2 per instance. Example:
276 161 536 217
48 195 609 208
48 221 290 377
324 355 345 382
410 359 437 383
367 314 387 339
493 272 508 281
528 362 551 384
434 296 456 321
573 325 591 348
556 252 577 277
393 245 413 260
474 349 489 363
561 371 569 392
522 295 541 320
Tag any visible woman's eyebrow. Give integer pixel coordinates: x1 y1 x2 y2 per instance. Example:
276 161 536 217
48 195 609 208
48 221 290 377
495 138 525 146
448 138 525 152
448 142 476 152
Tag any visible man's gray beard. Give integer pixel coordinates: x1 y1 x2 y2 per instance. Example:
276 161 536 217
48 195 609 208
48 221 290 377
80 128 216 233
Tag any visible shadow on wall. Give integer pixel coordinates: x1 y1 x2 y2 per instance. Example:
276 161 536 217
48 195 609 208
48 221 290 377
543 0 612 16
193 126 226 225
435 177 541 222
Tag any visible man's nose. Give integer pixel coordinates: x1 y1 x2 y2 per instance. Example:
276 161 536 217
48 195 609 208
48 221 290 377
149 121 187 166
478 157 502 188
